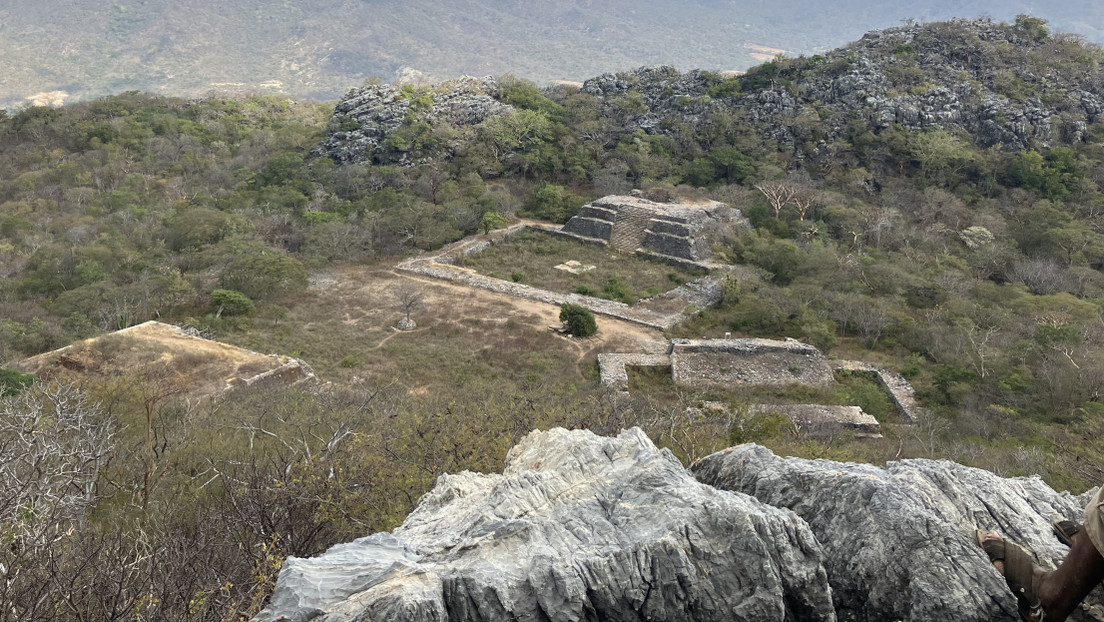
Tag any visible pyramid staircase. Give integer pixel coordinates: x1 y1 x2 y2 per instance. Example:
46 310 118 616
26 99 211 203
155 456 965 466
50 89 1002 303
609 205 653 252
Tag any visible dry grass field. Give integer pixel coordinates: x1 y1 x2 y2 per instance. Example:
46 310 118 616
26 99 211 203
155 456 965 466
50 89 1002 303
15 321 311 398
220 264 670 396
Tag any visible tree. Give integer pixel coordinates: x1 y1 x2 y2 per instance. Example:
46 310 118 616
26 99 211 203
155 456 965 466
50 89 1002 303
393 283 426 322
216 240 309 300
559 303 598 337
0 368 34 397
755 181 799 218
480 211 509 234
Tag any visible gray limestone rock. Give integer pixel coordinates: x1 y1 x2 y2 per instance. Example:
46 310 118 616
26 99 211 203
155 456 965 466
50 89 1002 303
692 444 1103 622
313 76 512 165
255 428 836 622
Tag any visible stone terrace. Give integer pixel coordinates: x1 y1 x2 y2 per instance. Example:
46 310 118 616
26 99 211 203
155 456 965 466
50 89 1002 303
397 223 727 330
561 195 741 263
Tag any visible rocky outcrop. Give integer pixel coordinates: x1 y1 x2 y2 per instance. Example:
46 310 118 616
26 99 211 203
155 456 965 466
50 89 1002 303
257 427 1104 621
579 19 1104 156
693 444 1104 621
255 428 836 622
312 76 512 165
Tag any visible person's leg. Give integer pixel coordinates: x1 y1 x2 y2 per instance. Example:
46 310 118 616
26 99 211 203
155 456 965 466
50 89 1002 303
983 487 1104 622
1032 528 1104 620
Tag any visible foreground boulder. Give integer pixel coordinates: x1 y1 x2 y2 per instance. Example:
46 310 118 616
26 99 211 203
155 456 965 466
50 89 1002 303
255 428 835 621
692 444 1102 622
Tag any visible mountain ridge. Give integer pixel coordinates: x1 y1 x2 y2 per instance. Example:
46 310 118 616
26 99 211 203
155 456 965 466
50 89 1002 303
4 1 1104 108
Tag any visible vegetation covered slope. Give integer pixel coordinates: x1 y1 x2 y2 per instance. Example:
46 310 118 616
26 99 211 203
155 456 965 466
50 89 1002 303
4 1 1104 106
5 16 1104 620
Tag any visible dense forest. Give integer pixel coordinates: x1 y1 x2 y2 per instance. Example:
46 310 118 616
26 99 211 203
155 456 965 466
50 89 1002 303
5 16 1104 620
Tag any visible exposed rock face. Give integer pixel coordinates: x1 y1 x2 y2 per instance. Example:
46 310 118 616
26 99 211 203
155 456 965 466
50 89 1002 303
312 76 512 165
579 20 1104 156
255 428 836 622
692 444 1103 622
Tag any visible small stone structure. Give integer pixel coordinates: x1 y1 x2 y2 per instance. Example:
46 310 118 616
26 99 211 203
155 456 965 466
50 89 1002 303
597 353 670 389
748 404 882 438
831 360 922 424
396 223 727 330
561 195 739 262
669 337 835 389
598 337 926 437
15 321 316 398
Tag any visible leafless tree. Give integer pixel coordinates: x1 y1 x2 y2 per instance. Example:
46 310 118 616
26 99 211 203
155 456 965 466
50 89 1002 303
393 282 426 322
754 180 799 218
0 383 115 620
791 185 819 221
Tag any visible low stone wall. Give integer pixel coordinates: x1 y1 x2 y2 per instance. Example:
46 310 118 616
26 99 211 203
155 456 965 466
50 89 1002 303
832 360 923 424
396 224 724 330
234 358 317 390
597 353 671 388
670 338 835 389
749 404 882 438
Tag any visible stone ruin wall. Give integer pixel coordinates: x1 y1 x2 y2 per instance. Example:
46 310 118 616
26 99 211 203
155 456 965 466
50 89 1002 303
669 338 835 389
560 195 741 263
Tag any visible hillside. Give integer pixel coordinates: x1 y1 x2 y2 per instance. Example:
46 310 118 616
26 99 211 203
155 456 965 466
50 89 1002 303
3 1 1104 107
5 16 1104 620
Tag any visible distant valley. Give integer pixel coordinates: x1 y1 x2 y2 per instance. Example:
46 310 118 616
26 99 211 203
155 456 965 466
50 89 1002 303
3 1 1104 107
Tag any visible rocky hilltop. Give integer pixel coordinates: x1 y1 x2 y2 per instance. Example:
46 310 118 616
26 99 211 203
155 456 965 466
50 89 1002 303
316 18 1104 167
255 428 1102 622
312 76 512 165
582 18 1104 153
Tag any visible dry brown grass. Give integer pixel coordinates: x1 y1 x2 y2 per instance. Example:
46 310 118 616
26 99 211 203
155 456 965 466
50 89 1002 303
15 322 303 397
223 265 669 396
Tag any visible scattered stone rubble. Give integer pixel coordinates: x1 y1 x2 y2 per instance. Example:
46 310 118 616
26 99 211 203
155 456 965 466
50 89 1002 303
256 427 1103 622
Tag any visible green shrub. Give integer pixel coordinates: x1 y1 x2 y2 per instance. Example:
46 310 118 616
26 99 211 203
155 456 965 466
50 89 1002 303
211 289 255 316
0 368 34 397
559 303 598 337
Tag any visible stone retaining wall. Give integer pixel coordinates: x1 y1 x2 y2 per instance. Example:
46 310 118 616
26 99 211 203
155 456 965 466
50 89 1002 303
831 360 923 424
669 338 835 389
597 353 671 388
749 404 882 438
396 224 725 330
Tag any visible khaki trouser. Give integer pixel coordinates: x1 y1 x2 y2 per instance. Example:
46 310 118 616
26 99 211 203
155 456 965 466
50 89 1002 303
1086 486 1104 556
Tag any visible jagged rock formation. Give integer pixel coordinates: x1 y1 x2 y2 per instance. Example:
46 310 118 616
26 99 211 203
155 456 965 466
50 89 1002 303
257 427 1104 621
580 19 1104 154
560 195 738 262
315 19 1104 168
693 444 1104 621
312 76 512 165
255 428 836 622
